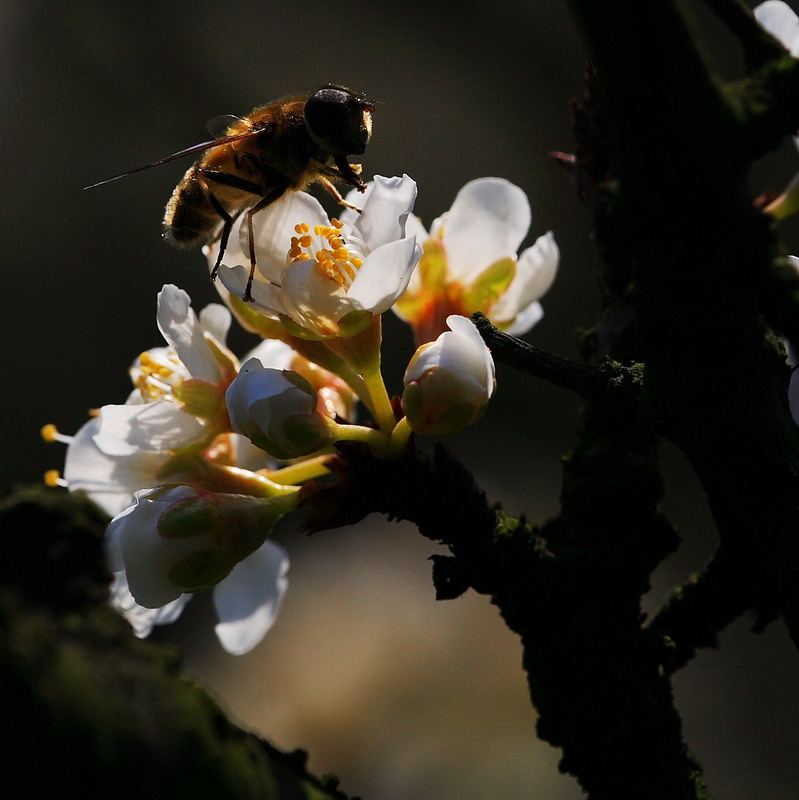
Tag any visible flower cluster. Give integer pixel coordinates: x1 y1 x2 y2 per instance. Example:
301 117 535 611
46 173 558 653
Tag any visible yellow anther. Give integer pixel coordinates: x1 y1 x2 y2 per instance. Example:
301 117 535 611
41 423 59 442
331 218 344 229
44 469 62 487
89 408 100 417
294 222 310 234
334 247 350 260
350 257 363 268
299 235 312 247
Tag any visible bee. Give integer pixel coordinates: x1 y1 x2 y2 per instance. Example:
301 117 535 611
86 85 375 301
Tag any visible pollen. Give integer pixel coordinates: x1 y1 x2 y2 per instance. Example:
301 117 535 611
41 423 59 442
44 469 66 488
40 423 73 445
289 218 365 288
134 349 184 401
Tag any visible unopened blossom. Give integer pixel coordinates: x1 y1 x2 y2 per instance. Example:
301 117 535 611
213 174 421 339
226 359 339 459
107 484 294 655
755 1 799 57
754 2 799 218
402 315 496 436
389 178 559 344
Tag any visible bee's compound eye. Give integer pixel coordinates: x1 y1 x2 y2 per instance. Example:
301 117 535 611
304 87 372 156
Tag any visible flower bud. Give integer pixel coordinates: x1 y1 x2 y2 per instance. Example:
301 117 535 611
107 484 297 608
402 315 496 435
226 358 336 459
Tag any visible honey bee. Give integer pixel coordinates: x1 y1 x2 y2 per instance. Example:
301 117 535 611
86 85 375 301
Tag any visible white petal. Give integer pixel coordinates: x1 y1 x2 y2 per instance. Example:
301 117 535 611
403 213 430 243
439 315 495 397
246 193 330 283
755 1 799 55
443 178 531 279
109 570 190 638
228 432 279 472
63 418 171 516
339 182 376 226
94 401 206 456
217 264 287 317
213 540 289 655
243 338 296 370
353 174 418 251
199 303 232 345
346 236 421 315
490 231 559 332
503 301 544 338
280 258 353 333
157 285 220 384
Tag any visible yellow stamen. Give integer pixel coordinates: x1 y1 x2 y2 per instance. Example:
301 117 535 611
289 218 366 287
44 469 63 487
40 423 59 442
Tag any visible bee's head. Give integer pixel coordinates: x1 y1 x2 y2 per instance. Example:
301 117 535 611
303 85 374 156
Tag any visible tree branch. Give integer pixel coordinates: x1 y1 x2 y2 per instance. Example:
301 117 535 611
0 487 357 800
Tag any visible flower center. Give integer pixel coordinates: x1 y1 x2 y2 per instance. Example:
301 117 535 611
288 220 364 288
133 350 187 401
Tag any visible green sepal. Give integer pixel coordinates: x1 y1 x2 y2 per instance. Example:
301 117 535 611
462 257 515 312
336 309 374 338
173 379 223 420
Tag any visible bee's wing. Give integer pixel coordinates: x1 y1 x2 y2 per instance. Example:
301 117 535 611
83 128 265 190
206 115 241 138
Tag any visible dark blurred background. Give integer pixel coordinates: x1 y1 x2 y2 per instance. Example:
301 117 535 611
4 1 799 797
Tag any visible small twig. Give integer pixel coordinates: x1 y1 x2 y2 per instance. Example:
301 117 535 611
471 313 602 398
648 545 757 675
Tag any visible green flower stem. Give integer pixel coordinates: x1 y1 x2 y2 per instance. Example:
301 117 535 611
266 455 332 485
321 316 397 435
330 421 392 454
389 416 414 455
206 463 302 498
360 363 397 436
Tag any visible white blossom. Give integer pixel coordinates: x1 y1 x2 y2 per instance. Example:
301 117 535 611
402 315 496 435
214 175 421 338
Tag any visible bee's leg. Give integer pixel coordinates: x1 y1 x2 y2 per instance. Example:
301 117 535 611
201 169 269 285
333 156 367 192
319 177 362 214
205 192 233 282
242 185 289 302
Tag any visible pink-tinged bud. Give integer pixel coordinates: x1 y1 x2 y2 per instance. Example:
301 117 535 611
225 358 336 459
107 484 297 609
402 315 496 435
